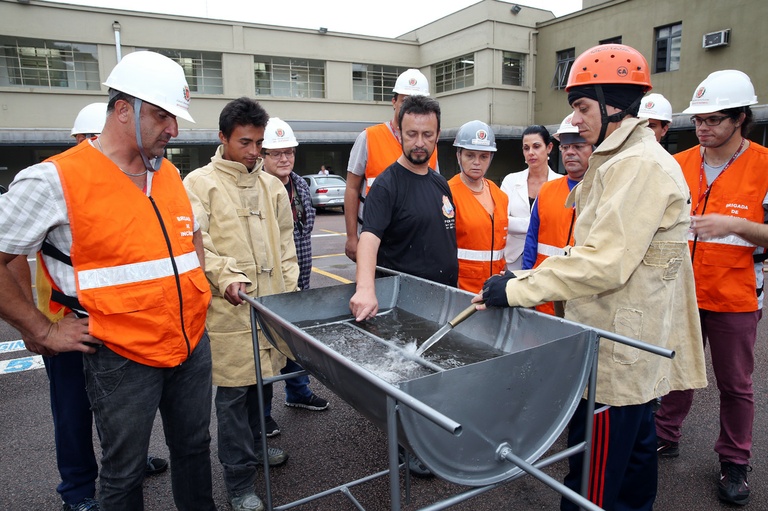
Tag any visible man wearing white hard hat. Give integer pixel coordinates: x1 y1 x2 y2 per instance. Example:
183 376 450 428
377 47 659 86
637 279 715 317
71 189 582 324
521 114 592 316
637 93 673 143
0 51 216 510
260 117 328 439
655 70 768 506
344 68 438 262
185 99 300 511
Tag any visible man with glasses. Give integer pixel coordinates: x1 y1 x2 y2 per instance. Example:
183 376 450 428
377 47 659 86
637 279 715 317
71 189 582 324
655 70 768 506
260 117 328 439
184 98 299 511
521 114 592 316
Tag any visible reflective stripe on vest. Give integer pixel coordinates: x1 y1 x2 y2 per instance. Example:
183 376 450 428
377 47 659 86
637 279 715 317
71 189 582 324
686 230 755 248
48 141 210 367
78 251 200 290
537 242 566 258
457 248 505 262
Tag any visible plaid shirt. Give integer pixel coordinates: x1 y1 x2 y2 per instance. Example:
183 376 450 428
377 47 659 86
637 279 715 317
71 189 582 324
290 171 315 289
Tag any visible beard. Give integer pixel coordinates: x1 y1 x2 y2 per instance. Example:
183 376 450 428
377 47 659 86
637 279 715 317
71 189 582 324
404 147 430 165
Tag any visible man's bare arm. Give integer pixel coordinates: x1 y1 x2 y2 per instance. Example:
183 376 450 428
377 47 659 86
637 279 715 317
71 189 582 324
344 173 364 262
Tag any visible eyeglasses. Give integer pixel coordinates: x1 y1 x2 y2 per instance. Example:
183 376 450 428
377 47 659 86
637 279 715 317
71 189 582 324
690 115 731 127
263 150 295 160
559 143 589 152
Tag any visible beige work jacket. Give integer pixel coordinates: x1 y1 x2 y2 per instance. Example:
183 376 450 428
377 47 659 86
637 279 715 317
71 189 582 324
184 146 299 386
505 118 707 406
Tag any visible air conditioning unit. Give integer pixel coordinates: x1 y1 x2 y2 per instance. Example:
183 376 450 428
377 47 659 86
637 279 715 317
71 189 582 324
702 29 730 49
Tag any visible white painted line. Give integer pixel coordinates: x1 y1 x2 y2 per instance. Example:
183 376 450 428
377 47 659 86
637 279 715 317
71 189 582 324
0 355 44 374
311 233 345 238
0 340 27 354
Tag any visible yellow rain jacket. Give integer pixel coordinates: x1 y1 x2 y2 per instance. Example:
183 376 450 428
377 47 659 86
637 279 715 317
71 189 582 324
503 118 707 406
184 146 299 386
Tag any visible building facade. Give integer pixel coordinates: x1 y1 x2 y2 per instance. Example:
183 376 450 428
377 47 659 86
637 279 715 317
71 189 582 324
1 0 766 188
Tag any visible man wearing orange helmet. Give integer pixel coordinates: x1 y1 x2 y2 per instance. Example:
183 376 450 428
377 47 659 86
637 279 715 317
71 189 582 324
474 44 706 511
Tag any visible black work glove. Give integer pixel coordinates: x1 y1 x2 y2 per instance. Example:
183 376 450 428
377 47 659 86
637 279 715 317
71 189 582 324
482 270 516 308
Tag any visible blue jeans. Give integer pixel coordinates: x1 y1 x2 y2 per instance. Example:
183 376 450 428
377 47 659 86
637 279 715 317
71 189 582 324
44 351 98 506
83 334 215 511
215 383 274 497
263 358 312 416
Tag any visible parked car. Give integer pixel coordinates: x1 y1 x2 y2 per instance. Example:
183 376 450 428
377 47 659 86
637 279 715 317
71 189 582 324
303 174 346 211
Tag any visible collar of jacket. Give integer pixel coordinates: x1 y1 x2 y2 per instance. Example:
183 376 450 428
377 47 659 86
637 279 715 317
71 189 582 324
210 144 265 182
592 117 649 156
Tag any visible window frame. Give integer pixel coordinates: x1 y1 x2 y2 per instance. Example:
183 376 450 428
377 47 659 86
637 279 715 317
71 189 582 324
502 51 526 87
0 36 99 90
434 54 475 94
352 63 408 101
254 56 325 99
653 22 682 73
551 48 575 90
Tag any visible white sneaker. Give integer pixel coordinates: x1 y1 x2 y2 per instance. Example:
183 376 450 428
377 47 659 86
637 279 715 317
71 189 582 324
229 492 265 511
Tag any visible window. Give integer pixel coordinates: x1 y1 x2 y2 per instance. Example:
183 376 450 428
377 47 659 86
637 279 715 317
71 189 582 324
599 36 623 45
352 64 408 101
551 48 575 90
502 52 526 86
141 49 223 94
0 36 99 90
435 54 474 93
254 56 325 98
654 23 682 73
165 147 192 177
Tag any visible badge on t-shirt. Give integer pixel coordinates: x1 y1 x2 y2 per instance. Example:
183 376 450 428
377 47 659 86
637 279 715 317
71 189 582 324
442 196 455 219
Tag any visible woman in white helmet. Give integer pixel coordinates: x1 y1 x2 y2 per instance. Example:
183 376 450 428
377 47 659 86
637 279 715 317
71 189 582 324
447 120 508 293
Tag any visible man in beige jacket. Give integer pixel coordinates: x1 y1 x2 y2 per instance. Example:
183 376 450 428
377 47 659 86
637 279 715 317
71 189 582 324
475 44 707 511
184 97 299 511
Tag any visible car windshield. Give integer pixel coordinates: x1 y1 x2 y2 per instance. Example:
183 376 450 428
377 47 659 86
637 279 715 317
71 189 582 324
315 176 345 186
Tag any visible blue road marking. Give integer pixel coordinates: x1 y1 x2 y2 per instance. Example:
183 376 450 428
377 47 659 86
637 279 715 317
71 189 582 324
0 340 27 354
0 355 44 374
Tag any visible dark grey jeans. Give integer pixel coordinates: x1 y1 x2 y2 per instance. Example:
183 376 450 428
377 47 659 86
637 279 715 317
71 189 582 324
83 334 215 511
215 383 274 497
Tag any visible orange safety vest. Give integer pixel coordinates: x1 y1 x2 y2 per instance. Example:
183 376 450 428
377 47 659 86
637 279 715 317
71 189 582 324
364 122 438 194
47 142 211 367
676 142 768 312
531 177 576 315
449 175 508 293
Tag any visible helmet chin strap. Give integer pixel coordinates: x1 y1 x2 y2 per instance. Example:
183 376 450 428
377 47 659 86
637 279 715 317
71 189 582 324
594 85 643 146
133 98 162 173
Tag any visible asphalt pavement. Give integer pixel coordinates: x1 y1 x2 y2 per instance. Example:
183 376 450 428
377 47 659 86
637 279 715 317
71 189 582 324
1 208 767 510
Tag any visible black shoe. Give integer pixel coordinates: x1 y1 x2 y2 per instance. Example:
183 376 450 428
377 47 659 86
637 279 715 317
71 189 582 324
145 455 168 476
656 439 679 458
285 393 329 411
398 447 433 478
62 498 100 511
264 416 280 437
718 462 751 506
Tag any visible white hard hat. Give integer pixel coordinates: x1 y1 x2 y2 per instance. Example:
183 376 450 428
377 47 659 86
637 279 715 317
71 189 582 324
453 120 496 152
71 102 107 137
263 117 298 149
103 51 194 123
553 113 580 141
683 70 758 115
393 69 430 96
638 93 673 122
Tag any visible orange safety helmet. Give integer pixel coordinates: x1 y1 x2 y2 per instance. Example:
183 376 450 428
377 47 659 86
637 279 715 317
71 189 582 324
566 44 652 92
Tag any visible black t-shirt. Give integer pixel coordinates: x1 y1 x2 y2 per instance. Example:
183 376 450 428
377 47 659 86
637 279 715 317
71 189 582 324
362 161 458 286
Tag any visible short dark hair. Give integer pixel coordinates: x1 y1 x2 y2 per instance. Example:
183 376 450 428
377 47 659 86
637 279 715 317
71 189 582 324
107 89 136 113
722 106 754 137
398 95 441 133
522 125 552 146
219 97 269 139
